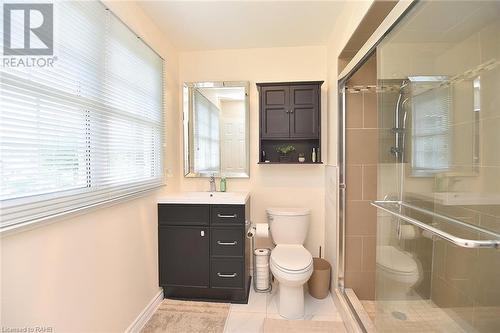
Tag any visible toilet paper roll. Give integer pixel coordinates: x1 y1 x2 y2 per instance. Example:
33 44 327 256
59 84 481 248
398 224 419 240
255 223 269 238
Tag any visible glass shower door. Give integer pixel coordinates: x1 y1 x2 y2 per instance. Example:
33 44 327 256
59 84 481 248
370 1 500 332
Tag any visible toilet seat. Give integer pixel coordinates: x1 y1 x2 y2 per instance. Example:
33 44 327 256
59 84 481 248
376 245 418 275
270 245 313 273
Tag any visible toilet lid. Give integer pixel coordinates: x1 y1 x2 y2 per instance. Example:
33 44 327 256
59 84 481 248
271 245 312 271
376 246 418 274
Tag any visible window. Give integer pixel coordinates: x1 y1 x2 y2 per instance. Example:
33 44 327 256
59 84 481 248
411 80 451 175
193 90 220 173
0 1 164 229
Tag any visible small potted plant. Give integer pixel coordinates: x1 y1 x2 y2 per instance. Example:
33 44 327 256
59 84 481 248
298 152 305 163
276 145 296 163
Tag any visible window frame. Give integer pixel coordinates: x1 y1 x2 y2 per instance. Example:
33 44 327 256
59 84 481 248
0 2 166 233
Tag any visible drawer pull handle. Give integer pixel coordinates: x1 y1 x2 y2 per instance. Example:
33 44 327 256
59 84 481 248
217 272 237 278
218 214 237 218
217 240 238 246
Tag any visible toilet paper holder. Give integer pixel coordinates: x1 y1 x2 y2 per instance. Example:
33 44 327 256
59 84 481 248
247 221 272 293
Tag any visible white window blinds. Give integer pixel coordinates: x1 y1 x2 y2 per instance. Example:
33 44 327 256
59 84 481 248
411 83 451 174
0 1 164 230
193 90 220 173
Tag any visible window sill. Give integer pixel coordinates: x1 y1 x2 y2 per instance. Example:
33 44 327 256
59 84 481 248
0 184 165 238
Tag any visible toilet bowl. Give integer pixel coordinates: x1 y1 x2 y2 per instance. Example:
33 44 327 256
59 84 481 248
267 208 312 319
376 245 421 299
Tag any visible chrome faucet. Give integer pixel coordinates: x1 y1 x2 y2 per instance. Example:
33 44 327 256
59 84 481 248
209 175 216 192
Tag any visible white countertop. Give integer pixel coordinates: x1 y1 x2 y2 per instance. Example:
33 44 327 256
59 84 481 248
158 191 250 205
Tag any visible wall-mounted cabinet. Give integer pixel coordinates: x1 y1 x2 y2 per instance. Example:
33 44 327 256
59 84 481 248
257 81 323 164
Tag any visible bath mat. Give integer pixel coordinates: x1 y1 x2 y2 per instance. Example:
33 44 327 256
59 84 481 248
262 318 347 333
141 299 230 333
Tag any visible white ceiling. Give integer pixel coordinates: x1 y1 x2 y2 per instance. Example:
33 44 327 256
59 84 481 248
138 1 345 51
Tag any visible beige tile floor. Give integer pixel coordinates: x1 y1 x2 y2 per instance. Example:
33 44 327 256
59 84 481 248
361 299 475 333
223 283 345 333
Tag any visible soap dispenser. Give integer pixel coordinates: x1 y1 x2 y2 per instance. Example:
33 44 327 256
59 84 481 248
220 177 227 192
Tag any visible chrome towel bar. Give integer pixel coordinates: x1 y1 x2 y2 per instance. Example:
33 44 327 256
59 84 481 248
371 200 500 249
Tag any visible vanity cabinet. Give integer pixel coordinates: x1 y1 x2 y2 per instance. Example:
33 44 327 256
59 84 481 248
257 81 323 163
158 201 250 303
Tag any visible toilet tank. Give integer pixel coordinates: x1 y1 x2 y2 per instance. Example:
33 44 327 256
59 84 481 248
266 208 310 245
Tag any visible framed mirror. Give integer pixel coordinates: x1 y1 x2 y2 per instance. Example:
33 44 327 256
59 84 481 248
183 81 250 178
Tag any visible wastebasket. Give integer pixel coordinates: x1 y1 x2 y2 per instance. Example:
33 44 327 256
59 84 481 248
308 258 331 299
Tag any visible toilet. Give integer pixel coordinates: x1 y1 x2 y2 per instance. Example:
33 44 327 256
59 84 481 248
376 245 421 299
267 207 313 319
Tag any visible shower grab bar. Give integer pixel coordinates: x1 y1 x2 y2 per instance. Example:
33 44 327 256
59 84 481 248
371 200 500 249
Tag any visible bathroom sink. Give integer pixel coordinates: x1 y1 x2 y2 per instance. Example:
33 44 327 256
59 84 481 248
158 191 249 205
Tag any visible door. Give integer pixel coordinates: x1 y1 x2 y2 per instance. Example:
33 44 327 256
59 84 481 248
260 86 290 138
290 85 319 138
159 226 209 287
221 118 245 175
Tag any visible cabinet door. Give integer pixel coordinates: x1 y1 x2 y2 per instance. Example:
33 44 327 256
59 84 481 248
260 86 290 138
289 85 319 139
159 226 209 288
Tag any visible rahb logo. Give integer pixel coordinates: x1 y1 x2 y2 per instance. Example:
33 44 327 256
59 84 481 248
3 3 53 56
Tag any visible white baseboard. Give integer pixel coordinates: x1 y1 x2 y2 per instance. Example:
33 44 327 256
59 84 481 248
125 289 164 333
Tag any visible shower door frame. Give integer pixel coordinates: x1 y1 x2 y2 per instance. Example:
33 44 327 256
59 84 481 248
336 0 418 328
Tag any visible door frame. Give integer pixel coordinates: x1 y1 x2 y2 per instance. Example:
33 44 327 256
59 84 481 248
335 0 418 330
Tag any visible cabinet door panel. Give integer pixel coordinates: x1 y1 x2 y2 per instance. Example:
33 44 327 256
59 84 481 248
159 226 209 287
210 259 244 289
158 204 209 226
260 86 290 138
211 205 245 225
211 228 244 257
290 85 319 138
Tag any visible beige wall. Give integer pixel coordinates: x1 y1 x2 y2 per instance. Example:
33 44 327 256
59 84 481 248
1 1 181 332
178 46 327 254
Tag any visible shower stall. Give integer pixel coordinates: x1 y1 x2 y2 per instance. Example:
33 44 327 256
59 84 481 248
337 1 500 332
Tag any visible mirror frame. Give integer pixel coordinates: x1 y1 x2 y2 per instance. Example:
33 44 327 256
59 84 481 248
183 81 250 178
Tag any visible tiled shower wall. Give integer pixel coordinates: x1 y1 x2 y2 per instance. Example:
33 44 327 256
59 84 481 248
344 55 378 300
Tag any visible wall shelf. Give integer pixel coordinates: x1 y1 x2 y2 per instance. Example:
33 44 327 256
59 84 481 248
257 81 323 165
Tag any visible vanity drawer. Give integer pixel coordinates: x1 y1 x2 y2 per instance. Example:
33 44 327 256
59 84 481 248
211 205 245 225
210 259 244 289
211 228 244 257
158 204 210 226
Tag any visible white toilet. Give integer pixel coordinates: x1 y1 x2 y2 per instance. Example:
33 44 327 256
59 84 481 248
376 245 421 299
267 207 313 319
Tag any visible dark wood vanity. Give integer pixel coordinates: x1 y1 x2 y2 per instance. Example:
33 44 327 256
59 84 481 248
158 199 250 303
257 81 323 164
